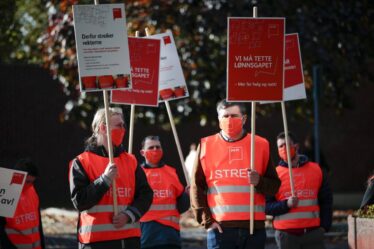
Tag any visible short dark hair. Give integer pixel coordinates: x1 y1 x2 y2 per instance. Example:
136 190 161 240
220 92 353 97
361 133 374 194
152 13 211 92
141 135 160 149
276 131 298 144
216 99 246 115
14 158 38 177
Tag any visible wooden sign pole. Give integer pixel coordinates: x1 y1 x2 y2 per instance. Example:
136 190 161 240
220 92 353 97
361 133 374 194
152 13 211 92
145 28 190 186
249 6 257 236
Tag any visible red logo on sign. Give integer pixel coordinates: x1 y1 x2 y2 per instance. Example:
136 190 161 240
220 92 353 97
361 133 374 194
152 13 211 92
113 8 122 20
163 36 171 45
10 173 25 185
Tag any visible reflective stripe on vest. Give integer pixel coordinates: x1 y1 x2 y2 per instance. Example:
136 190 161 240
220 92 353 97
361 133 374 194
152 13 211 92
273 162 322 229
79 222 140 234
159 216 179 224
201 133 269 221
12 240 41 249
5 226 39 235
76 151 139 243
297 199 318 207
211 204 265 214
154 215 180 231
208 185 263 195
149 204 176 211
82 205 128 214
274 211 319 221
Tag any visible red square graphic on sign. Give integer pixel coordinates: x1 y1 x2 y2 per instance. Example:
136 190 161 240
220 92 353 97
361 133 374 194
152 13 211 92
113 8 122 20
10 173 25 185
163 36 171 45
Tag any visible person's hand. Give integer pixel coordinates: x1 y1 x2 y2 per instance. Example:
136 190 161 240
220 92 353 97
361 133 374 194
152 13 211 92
287 196 299 208
248 169 260 186
103 163 118 181
113 213 129 228
207 222 223 233
185 185 191 195
319 227 326 233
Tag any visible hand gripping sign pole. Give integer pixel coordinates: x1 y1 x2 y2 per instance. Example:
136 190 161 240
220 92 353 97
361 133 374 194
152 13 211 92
249 6 257 235
127 30 140 154
281 103 296 196
145 28 190 186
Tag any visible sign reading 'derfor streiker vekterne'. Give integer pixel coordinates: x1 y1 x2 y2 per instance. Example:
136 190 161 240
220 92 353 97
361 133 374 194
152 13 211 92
111 37 161 107
73 4 132 92
227 17 285 101
149 30 189 102
0 167 27 217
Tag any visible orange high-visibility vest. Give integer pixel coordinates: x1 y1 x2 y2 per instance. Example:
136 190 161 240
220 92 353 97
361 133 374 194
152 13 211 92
5 185 42 249
273 162 322 230
140 165 184 230
76 151 140 243
200 133 269 221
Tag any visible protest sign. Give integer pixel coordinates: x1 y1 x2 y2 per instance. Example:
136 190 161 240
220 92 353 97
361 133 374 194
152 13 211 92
0 167 26 217
227 17 285 101
73 3 132 92
149 30 189 102
111 37 161 106
283 33 306 101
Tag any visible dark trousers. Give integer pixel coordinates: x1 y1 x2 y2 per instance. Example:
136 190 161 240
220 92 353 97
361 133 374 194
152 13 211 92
143 245 180 249
275 229 325 249
207 227 266 249
79 237 140 249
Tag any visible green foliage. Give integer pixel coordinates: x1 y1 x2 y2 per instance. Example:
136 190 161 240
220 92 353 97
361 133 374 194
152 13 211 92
356 204 374 219
0 0 47 63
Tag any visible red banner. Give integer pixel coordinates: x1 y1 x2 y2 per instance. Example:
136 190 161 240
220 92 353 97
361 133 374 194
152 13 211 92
285 33 303 88
227 18 285 101
111 37 160 106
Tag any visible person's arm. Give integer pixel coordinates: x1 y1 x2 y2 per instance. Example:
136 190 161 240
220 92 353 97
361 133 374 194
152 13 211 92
256 156 281 196
318 169 333 231
360 179 374 209
0 217 16 249
265 195 290 216
190 147 215 229
69 158 111 211
122 165 153 223
38 208 46 249
177 188 190 214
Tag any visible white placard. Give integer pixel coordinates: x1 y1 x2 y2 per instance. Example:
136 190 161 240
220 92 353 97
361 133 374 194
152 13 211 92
149 30 189 102
0 167 27 218
73 4 132 92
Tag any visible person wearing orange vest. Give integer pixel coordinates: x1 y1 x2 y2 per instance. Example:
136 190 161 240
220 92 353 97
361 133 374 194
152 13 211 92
190 100 281 249
139 136 190 249
69 107 153 249
265 132 333 249
0 158 45 249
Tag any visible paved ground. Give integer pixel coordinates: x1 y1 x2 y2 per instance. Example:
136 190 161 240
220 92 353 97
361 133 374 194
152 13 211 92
45 232 349 249
42 208 350 249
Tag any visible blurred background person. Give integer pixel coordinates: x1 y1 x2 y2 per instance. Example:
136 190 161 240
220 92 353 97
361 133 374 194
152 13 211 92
0 158 45 249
